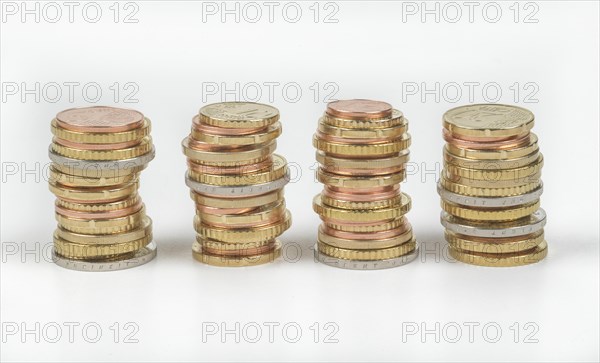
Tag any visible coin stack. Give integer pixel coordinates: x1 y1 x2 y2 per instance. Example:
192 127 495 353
48 106 157 271
438 104 547 267
312 99 418 270
182 102 292 267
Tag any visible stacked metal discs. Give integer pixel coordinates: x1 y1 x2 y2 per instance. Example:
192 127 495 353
48 106 157 271
438 104 547 267
183 102 292 267
312 99 418 270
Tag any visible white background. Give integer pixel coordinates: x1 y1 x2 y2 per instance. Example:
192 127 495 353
1 0 598 361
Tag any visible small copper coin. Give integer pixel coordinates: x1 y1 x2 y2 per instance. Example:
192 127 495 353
326 99 393 120
56 106 144 133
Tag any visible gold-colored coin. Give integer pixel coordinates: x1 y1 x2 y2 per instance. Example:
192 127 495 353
197 235 274 250
52 136 153 161
56 194 140 212
323 216 405 233
49 166 138 188
321 193 403 210
192 240 281 267
443 104 535 138
317 168 406 188
182 137 275 165
191 189 284 209
51 118 151 144
191 121 281 145
51 163 146 178
444 147 540 169
49 180 139 203
188 154 287 186
321 109 405 129
441 200 540 221
54 232 152 260
196 211 291 243
445 230 544 254
55 206 145 234
199 102 279 129
448 240 547 267
444 155 543 181
198 202 286 226
318 226 413 250
313 193 411 222
440 177 541 197
446 133 539 160
443 169 541 188
317 150 409 171
55 216 153 244
313 133 411 156
318 118 407 139
318 238 416 261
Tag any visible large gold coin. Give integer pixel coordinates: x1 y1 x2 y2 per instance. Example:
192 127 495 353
191 189 284 209
445 230 544 254
49 180 139 203
318 226 413 250
441 199 540 221
199 102 279 129
448 240 547 267
196 211 291 243
54 232 152 260
444 155 543 181
440 177 541 197
317 168 406 188
188 154 287 186
443 104 534 138
56 206 145 234
318 238 416 261
192 240 281 267
313 193 411 222
52 136 152 161
313 133 411 156
55 216 153 244
49 165 138 188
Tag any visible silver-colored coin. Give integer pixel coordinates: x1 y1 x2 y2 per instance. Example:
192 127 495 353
441 209 546 238
48 146 155 171
52 241 157 272
314 245 418 270
437 182 543 208
185 172 290 197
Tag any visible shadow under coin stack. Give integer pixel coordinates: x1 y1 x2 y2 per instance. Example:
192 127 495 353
48 106 156 271
183 102 292 267
312 99 418 270
439 104 547 267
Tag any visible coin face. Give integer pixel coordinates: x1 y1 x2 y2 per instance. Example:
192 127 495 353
56 106 144 133
326 99 393 120
443 104 534 137
199 102 279 128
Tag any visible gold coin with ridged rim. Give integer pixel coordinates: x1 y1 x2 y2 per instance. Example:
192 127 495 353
51 163 146 178
323 216 405 232
192 240 281 267
445 230 544 254
55 206 145 234
199 102 279 129
448 240 547 267
313 133 411 156
317 168 406 188
446 133 539 160
196 235 274 250
52 137 152 161
196 211 291 243
443 169 541 188
188 154 287 186
54 232 152 260
321 193 402 210
443 104 535 138
49 166 138 188
441 200 540 221
321 109 405 129
56 194 140 213
55 216 152 244
444 155 543 181
191 120 281 145
318 238 416 261
49 180 139 203
444 147 540 169
440 177 541 197
318 226 413 250
51 118 151 144
191 189 284 209
316 150 409 170
182 137 275 165
313 193 411 222
198 202 286 226
318 118 407 139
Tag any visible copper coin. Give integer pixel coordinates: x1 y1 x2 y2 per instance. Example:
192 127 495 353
322 165 405 176
326 99 393 120
443 129 531 150
316 130 395 145
53 137 140 151
192 115 268 135
196 205 258 215
56 106 144 133
322 223 410 240
186 137 248 151
323 187 400 202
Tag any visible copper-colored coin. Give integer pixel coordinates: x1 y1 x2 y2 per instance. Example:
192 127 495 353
53 137 141 151
326 99 393 120
187 158 272 175
56 106 144 133
323 186 400 202
322 222 410 240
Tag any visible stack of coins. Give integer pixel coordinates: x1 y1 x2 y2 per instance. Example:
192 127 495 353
312 99 418 270
438 104 547 267
182 102 292 267
48 106 157 271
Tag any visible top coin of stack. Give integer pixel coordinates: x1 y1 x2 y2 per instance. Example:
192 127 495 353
312 99 418 270
48 106 157 271
438 104 547 267
182 102 292 267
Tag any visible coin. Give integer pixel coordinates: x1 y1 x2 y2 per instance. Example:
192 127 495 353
56 106 144 133
326 99 393 120
443 104 534 138
199 102 279 129
448 240 547 267
192 240 282 267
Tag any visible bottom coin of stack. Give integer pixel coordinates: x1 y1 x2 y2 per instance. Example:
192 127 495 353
48 106 157 271
438 104 548 267
312 99 418 270
183 102 292 267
